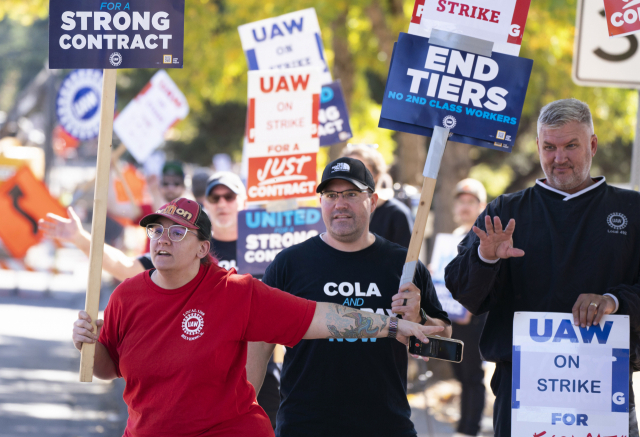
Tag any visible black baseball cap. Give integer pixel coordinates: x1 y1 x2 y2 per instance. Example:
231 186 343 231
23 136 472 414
162 161 185 180
316 157 376 193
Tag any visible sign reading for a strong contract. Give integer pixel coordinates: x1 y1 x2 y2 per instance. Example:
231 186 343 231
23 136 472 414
49 0 185 68
379 33 533 152
512 312 629 437
237 207 325 275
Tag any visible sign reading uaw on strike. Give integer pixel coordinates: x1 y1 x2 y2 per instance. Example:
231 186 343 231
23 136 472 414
379 32 533 152
245 67 321 204
49 0 184 68
512 312 630 437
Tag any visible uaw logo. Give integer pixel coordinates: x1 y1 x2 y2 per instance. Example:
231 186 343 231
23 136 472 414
181 309 205 341
56 69 104 141
443 115 457 129
607 212 628 235
109 52 123 67
332 162 350 172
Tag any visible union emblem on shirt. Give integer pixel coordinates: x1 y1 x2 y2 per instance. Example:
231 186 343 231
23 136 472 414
181 309 205 341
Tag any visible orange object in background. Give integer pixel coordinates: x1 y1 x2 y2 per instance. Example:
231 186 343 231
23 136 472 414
0 166 68 258
52 125 80 157
115 163 146 203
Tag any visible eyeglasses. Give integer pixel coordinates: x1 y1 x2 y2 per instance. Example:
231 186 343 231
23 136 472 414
208 193 237 204
320 189 370 203
146 223 197 242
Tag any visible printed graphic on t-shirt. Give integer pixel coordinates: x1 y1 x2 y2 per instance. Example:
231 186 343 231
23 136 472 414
323 281 392 343
181 309 205 341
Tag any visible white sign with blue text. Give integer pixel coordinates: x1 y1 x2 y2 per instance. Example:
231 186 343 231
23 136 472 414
238 8 332 85
430 233 468 322
512 312 629 437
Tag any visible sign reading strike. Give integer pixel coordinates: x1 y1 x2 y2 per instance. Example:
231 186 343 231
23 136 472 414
512 312 629 437
604 0 640 38
430 234 468 322
409 0 531 55
56 69 108 141
379 33 532 152
245 67 321 204
113 70 189 163
49 0 185 69
238 8 332 84
319 81 353 146
237 207 325 275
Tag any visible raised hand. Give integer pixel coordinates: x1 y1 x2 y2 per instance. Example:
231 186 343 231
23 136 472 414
472 216 525 262
38 206 84 245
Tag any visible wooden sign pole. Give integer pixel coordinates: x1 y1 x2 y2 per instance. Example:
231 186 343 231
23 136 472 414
397 126 450 317
80 69 117 382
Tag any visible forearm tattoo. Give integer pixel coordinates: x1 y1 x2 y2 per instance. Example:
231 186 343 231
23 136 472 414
325 304 390 338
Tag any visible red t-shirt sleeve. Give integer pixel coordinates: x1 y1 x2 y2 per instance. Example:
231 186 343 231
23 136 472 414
98 288 124 378
242 278 316 347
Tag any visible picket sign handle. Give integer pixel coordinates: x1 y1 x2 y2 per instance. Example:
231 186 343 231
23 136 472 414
80 69 118 382
397 126 450 318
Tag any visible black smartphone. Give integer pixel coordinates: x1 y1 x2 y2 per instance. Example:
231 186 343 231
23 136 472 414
409 336 464 363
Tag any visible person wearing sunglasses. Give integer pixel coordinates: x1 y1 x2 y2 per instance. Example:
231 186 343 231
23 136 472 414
201 171 282 429
71 197 445 437
247 157 452 437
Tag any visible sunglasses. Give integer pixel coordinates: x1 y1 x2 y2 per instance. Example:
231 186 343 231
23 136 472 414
146 223 197 242
208 193 237 204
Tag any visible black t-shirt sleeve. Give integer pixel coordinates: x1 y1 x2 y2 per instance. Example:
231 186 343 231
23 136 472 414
414 260 451 324
137 254 154 270
262 255 281 290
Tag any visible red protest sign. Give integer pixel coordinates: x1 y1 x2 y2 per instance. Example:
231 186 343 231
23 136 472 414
0 166 68 258
246 153 317 203
604 0 640 38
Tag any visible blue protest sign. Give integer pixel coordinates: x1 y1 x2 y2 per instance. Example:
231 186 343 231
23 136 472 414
379 33 533 152
237 207 326 276
56 69 116 140
48 0 184 69
319 80 353 146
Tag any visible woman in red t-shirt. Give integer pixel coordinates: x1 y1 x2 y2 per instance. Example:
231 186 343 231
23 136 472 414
72 198 443 437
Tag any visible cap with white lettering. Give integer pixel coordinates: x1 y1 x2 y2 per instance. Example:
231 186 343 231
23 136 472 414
316 157 376 193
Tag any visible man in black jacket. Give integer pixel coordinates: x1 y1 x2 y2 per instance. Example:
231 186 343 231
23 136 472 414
445 98 640 437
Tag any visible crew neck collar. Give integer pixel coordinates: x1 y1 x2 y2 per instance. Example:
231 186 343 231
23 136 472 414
144 264 207 295
315 233 381 256
535 176 606 201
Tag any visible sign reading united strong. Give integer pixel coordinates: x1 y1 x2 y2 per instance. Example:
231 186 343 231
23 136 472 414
48 0 185 69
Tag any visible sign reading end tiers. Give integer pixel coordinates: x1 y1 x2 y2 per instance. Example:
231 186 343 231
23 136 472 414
49 0 185 68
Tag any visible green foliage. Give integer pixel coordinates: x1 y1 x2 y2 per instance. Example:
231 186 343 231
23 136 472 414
2 0 638 191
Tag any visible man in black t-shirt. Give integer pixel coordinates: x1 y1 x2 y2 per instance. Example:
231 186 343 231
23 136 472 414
445 99 640 437
247 157 451 437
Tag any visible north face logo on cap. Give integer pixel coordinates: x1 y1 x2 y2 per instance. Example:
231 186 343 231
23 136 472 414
332 163 350 172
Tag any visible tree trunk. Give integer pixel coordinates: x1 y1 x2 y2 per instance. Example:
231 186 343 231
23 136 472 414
329 8 355 161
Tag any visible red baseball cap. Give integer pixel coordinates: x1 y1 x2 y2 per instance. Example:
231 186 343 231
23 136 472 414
139 198 208 232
